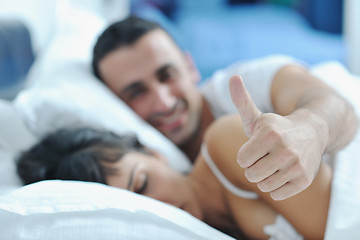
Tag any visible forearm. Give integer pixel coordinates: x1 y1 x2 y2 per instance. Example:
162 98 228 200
272 65 359 154
295 87 358 154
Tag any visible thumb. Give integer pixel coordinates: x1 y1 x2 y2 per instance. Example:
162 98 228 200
229 75 262 137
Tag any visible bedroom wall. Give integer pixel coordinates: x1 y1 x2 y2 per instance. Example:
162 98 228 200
0 0 58 53
344 0 360 76
0 0 130 99
0 0 130 54
132 0 347 80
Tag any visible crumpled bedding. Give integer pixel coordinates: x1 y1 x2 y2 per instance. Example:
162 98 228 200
310 61 360 239
325 129 360 239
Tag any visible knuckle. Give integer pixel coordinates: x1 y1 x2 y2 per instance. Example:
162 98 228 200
284 148 298 160
262 126 284 145
281 148 300 165
283 149 302 168
254 117 269 132
269 129 282 142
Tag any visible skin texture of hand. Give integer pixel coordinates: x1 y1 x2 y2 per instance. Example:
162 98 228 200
229 75 325 201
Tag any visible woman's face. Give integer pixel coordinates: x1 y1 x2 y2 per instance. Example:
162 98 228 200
105 151 204 220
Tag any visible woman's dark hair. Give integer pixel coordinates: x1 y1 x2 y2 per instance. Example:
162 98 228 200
92 15 163 81
16 127 148 185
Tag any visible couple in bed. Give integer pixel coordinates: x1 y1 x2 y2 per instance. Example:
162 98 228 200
17 16 357 239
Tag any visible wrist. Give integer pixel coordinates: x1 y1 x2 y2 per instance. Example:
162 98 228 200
288 108 329 154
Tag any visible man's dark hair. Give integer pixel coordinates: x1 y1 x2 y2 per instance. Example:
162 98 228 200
92 16 163 81
16 127 149 185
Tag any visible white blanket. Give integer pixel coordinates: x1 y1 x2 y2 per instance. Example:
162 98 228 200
325 129 360 239
310 62 360 239
0 180 235 240
1 61 359 239
4 0 359 238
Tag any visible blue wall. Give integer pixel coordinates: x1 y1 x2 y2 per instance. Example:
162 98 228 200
132 0 345 79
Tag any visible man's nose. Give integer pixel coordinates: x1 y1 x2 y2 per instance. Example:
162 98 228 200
151 84 176 112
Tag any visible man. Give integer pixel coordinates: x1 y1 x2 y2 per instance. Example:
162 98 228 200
92 16 358 200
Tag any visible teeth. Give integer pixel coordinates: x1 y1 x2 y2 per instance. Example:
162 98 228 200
159 101 185 126
163 110 180 125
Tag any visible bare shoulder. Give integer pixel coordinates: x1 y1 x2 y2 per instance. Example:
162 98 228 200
204 114 247 146
203 114 252 189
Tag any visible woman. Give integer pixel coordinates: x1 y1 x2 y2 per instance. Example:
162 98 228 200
17 108 331 239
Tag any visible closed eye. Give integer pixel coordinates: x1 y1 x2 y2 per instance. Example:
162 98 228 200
135 174 148 195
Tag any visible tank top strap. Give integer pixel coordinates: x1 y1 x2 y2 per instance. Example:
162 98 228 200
201 143 258 200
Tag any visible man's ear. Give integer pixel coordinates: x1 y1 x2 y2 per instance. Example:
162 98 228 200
184 51 201 84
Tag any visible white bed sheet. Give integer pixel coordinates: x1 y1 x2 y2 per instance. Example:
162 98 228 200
0 180 235 240
310 61 360 239
1 0 359 237
1 61 359 239
325 129 360 239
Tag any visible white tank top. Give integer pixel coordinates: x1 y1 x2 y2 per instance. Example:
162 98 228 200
201 144 258 199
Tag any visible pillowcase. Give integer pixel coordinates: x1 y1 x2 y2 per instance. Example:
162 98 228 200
0 180 236 240
0 99 37 195
0 99 37 152
13 67 192 173
1 2 201 240
0 151 23 196
13 0 191 173
310 61 360 117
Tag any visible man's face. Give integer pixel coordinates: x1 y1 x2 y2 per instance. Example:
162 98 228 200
99 29 202 145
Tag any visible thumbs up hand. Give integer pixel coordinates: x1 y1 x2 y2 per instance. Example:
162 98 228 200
229 75 321 200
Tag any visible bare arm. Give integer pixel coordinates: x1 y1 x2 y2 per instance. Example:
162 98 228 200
204 114 331 239
272 65 358 153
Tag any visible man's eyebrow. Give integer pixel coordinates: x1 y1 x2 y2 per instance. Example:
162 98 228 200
156 64 172 75
127 162 139 190
120 64 174 96
120 81 143 96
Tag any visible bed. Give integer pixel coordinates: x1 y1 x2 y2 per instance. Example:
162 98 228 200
1 0 360 239
2 60 359 240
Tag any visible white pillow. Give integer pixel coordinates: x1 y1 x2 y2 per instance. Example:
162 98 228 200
13 67 191 173
0 180 235 240
310 61 360 117
2 2 197 239
0 99 37 195
0 99 37 152
13 0 191 173
0 151 23 196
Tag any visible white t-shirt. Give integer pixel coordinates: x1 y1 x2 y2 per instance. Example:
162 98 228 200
200 55 305 118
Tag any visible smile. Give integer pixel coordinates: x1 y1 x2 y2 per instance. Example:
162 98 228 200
150 100 187 131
